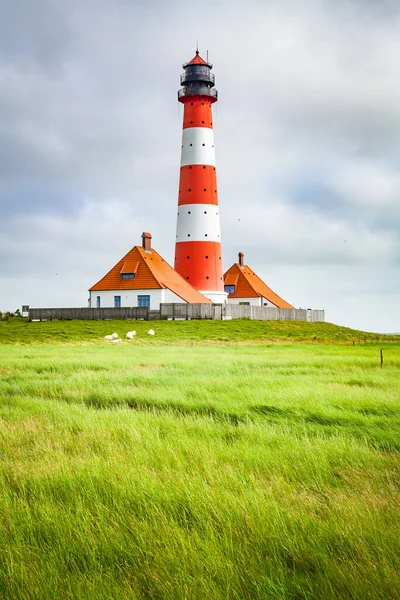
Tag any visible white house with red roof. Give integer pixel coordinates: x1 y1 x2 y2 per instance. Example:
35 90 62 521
89 233 211 309
223 252 294 308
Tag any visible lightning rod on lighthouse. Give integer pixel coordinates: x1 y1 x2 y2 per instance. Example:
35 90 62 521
174 50 227 303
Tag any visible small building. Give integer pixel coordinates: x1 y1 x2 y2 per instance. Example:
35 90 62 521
224 252 294 308
89 232 211 309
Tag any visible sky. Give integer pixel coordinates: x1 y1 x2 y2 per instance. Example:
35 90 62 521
0 0 399 332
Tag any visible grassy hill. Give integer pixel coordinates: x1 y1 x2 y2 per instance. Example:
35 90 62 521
0 318 399 599
0 316 398 345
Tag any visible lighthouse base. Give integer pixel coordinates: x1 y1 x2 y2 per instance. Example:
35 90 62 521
199 290 228 304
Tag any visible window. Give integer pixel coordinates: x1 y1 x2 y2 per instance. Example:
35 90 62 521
114 296 121 308
121 273 135 279
224 285 235 294
138 295 150 308
239 302 250 306
96 296 100 308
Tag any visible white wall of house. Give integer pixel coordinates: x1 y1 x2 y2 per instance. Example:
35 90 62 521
227 296 278 307
164 289 189 304
261 297 278 308
89 288 187 310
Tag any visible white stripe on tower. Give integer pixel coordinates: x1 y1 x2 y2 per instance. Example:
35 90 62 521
181 128 216 167
176 204 221 242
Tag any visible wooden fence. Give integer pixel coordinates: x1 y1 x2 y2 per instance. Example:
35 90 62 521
29 307 149 321
160 303 222 320
29 305 325 322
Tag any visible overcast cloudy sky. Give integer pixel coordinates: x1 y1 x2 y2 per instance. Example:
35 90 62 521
0 0 399 332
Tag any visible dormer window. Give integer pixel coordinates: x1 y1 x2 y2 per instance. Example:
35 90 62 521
121 273 135 279
224 285 235 294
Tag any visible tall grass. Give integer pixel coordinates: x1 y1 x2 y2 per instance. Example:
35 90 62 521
0 327 399 598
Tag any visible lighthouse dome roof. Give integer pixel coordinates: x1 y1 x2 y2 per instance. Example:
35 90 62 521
183 50 212 68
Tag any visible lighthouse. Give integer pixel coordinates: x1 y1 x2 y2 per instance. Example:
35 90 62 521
174 50 227 303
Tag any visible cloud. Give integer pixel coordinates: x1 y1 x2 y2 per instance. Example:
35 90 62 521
222 198 399 266
327 161 400 209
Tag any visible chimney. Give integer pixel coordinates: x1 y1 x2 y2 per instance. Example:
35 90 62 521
142 232 152 252
238 251 244 267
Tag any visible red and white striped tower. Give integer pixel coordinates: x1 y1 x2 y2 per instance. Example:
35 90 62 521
174 50 227 303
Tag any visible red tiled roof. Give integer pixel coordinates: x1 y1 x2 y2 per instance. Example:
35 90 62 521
120 260 139 274
89 245 211 304
223 263 294 309
224 273 239 287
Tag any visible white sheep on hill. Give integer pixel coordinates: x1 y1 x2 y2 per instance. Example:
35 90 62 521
112 338 122 344
104 332 119 341
147 329 155 336
126 330 137 339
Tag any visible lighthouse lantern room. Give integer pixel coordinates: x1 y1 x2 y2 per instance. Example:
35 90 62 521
174 50 227 304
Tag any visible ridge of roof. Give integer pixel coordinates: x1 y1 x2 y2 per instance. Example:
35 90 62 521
89 246 160 292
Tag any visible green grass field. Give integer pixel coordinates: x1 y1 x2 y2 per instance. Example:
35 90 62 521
0 319 399 599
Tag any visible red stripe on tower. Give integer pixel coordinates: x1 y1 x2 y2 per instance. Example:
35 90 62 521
174 50 227 303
